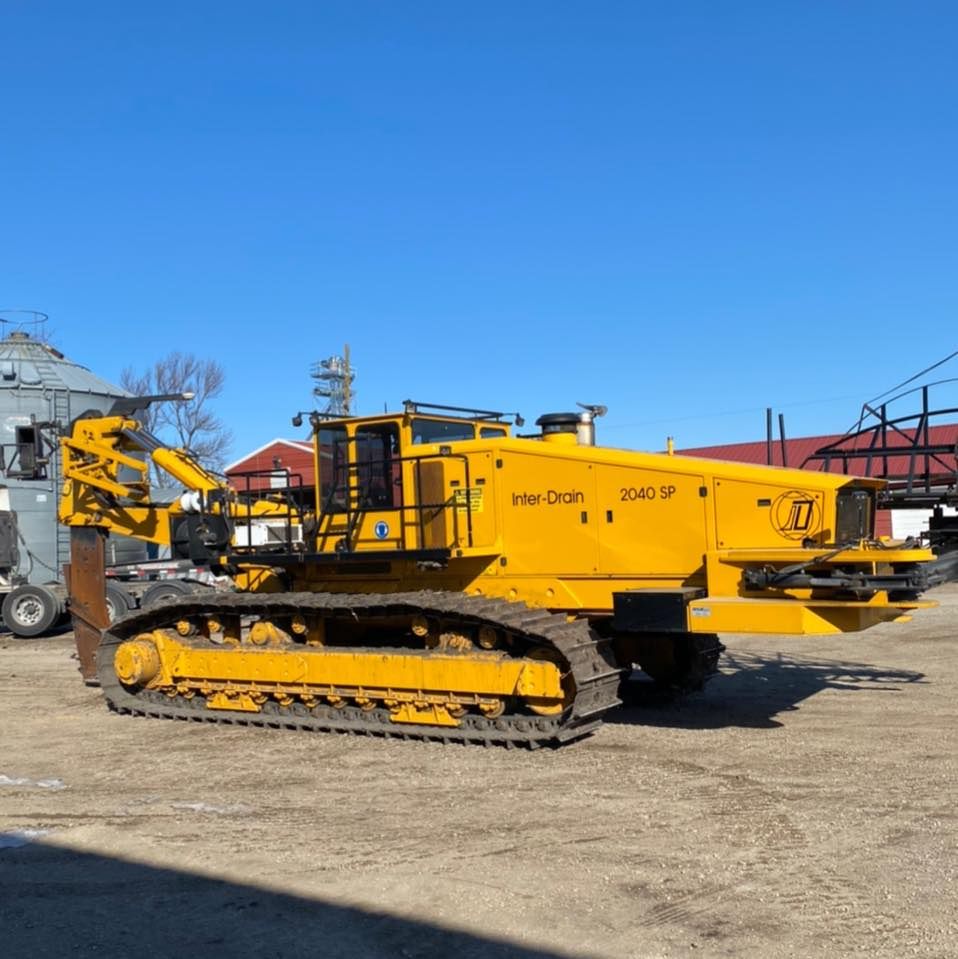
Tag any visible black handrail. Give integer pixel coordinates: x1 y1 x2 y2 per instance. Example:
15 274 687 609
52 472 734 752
802 389 958 496
227 467 308 554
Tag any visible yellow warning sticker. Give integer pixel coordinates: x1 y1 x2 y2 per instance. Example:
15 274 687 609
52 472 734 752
454 487 484 513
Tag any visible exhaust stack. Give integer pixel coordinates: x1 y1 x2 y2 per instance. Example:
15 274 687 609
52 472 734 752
536 403 607 446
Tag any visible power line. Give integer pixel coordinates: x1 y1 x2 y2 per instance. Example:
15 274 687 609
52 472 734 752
604 390 868 432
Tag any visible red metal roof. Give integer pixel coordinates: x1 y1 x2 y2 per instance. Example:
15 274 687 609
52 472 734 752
679 424 958 478
678 425 958 539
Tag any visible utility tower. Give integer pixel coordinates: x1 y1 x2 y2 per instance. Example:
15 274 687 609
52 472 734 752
310 345 355 417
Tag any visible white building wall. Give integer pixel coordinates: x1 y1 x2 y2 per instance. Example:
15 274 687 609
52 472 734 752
891 506 958 539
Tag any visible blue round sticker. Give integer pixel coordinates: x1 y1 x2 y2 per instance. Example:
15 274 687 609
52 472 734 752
374 521 390 540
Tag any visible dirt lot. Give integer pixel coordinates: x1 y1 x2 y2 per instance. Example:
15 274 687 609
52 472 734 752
1 589 956 959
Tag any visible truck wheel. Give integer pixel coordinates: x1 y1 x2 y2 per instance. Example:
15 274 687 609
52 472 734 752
105 583 135 623
141 579 197 608
2 584 61 638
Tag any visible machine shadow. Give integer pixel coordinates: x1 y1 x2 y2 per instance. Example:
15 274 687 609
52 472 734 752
607 650 926 730
0 841 572 959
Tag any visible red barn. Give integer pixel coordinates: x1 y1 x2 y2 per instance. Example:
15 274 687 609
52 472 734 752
225 438 315 494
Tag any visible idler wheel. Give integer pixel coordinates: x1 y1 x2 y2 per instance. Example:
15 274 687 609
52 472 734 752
114 637 161 686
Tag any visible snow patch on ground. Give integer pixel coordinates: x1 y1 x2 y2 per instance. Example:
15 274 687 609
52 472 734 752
0 828 53 849
0 774 66 790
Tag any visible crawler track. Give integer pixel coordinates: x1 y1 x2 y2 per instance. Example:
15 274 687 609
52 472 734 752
99 591 625 748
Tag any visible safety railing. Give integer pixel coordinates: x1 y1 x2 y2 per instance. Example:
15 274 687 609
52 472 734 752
802 384 958 500
227 468 310 555
313 450 474 555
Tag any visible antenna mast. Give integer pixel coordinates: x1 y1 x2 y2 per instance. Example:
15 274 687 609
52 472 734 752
310 345 355 417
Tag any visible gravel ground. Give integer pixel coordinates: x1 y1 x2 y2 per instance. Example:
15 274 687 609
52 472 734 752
1 588 956 958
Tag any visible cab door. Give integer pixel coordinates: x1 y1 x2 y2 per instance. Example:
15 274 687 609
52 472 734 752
314 423 350 553
351 422 404 551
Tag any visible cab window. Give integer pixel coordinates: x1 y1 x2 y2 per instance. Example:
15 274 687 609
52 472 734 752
411 418 475 444
355 424 400 508
479 426 507 439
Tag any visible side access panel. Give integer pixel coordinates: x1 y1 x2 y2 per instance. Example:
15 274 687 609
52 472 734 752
495 450 599 575
713 478 828 549
595 465 709 578
415 452 499 551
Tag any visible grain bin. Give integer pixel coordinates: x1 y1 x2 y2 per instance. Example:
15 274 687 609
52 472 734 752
0 311 148 585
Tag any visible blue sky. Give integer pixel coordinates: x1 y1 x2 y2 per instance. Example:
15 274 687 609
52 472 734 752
3 1 956 458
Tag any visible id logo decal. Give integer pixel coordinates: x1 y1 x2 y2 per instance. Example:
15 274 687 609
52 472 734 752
771 491 820 540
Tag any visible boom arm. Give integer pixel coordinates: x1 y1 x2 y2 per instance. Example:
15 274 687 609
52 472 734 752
58 409 299 682
59 414 291 545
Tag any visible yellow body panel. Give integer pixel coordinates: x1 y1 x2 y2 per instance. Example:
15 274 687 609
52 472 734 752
686 596 933 635
293 425 931 632
595 461 710 578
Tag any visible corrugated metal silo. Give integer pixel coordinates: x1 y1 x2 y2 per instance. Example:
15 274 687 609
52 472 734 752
0 311 148 583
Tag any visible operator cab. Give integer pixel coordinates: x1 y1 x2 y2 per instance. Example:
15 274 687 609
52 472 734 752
310 401 518 556
314 401 514 515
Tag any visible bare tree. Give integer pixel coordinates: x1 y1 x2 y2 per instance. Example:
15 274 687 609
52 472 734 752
120 353 233 484
118 367 160 435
